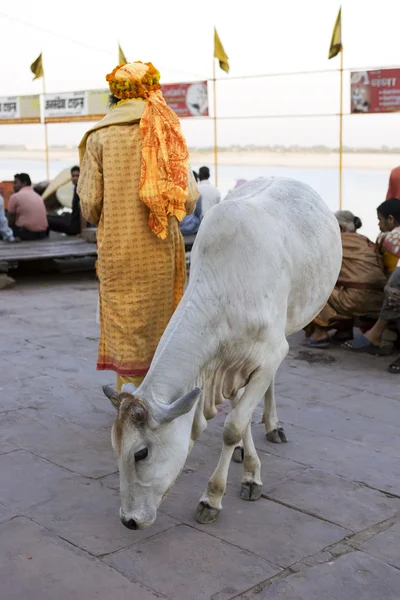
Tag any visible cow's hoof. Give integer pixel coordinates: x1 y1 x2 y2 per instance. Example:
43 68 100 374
195 501 220 524
232 446 244 463
266 427 287 444
240 481 262 501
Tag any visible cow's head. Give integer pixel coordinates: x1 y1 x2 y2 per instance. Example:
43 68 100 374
103 384 202 530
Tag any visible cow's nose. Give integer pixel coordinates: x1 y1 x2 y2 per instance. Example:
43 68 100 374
121 517 138 530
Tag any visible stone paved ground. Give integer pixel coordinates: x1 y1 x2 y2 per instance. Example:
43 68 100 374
1 271 400 600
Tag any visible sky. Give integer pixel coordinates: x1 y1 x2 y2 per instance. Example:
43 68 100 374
0 0 399 149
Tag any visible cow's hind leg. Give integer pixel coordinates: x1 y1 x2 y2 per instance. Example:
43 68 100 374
240 422 262 501
232 441 244 463
263 380 287 443
196 353 286 524
231 393 244 463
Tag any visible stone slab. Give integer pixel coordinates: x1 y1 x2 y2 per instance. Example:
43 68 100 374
0 502 17 524
5 346 110 392
160 470 349 567
105 524 279 600
355 522 400 569
276 372 355 402
0 450 75 512
0 410 116 478
1 375 114 431
0 517 159 600
279 403 400 458
265 468 400 531
252 422 400 496
28 473 180 556
262 551 400 600
307 390 400 427
0 359 41 387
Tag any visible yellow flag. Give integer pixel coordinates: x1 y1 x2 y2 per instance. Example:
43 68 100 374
30 53 44 80
118 43 127 64
214 28 229 73
328 8 342 59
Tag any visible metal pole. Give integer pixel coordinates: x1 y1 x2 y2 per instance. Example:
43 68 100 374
213 59 218 187
339 48 343 210
42 74 50 180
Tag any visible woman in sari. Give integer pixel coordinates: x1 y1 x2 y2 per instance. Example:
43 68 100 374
345 198 400 372
303 211 387 348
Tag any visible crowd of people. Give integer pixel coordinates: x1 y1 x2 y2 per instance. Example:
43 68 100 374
0 168 87 242
304 174 400 374
0 163 221 243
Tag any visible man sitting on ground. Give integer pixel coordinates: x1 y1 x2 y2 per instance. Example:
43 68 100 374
345 198 400 371
198 166 220 216
8 173 48 241
303 210 387 348
47 166 87 236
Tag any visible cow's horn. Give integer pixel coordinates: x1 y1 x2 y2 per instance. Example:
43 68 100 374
102 385 121 409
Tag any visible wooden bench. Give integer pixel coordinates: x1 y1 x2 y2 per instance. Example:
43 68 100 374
0 237 97 270
0 233 197 271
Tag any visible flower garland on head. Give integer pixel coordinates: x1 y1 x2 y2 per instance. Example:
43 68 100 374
106 61 161 102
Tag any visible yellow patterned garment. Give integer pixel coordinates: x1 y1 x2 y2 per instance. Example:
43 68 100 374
78 123 199 376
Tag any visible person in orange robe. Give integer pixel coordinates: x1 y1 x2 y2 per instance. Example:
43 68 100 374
78 61 199 391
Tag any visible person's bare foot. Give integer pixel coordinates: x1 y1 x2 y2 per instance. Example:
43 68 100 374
308 330 329 343
362 329 381 347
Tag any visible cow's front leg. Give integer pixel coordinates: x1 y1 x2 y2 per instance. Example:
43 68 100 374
196 442 235 524
240 421 262 501
262 380 287 443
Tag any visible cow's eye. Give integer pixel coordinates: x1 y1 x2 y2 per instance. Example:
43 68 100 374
134 447 148 462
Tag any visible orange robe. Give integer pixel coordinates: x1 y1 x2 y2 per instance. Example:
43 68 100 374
314 232 387 328
78 123 198 376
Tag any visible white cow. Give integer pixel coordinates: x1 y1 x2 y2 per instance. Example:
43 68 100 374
103 177 342 530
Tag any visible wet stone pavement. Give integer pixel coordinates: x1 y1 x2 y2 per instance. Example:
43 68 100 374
1 271 400 600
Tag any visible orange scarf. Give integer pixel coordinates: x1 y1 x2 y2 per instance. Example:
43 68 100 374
139 89 189 240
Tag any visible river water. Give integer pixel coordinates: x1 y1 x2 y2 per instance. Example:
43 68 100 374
0 158 390 241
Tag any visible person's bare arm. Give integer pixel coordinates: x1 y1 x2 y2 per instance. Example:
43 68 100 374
7 195 17 228
7 212 16 227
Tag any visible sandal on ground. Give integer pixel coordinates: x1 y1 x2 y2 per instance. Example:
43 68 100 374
329 333 353 345
302 337 330 349
388 356 400 374
343 335 390 355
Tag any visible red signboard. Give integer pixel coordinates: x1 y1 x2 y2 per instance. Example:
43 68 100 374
161 81 208 118
351 69 400 113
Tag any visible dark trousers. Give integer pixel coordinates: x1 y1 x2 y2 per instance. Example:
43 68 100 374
12 226 48 241
47 214 80 236
380 269 400 322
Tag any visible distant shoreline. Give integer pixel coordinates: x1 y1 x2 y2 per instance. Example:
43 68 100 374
0 149 399 171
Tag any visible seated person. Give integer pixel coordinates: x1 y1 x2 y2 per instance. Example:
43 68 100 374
345 198 400 364
8 173 48 241
376 197 400 275
304 210 387 348
180 171 202 235
0 193 14 242
47 166 87 236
